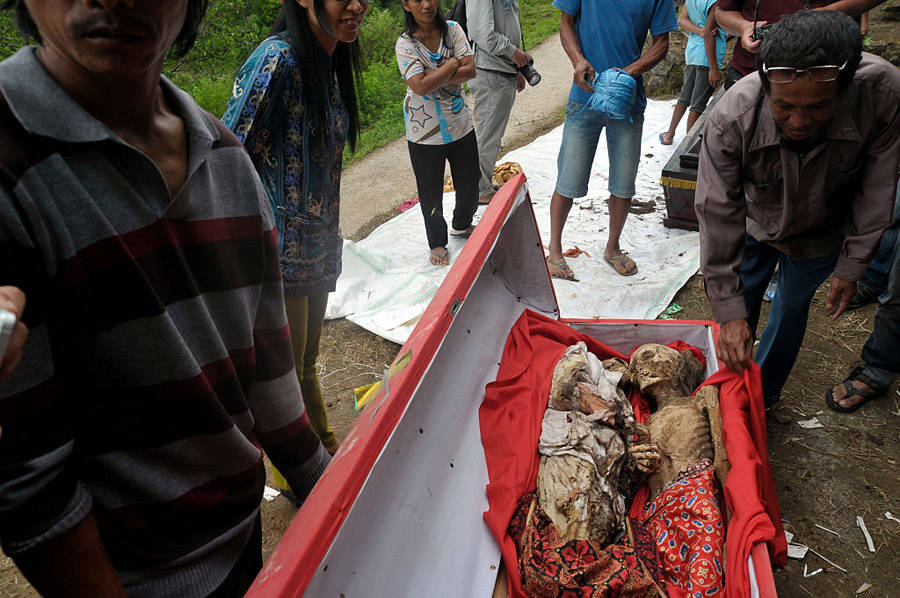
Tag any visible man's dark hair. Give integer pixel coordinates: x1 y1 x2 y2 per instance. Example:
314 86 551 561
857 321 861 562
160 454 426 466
271 1 363 152
0 0 210 59
757 9 862 94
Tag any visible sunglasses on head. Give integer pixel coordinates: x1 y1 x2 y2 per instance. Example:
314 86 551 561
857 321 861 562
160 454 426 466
762 61 847 84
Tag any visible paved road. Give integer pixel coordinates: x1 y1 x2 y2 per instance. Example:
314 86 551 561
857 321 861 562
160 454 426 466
339 32 575 239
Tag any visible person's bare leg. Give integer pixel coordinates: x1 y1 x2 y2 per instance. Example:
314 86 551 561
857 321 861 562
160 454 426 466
606 194 631 258
549 190 575 262
661 102 687 145
686 108 703 133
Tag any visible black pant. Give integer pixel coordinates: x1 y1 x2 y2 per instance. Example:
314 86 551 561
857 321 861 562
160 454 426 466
207 514 263 597
407 130 479 249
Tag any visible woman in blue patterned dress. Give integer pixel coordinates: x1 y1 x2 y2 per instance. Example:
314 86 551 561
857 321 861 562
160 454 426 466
397 0 479 266
222 0 367 459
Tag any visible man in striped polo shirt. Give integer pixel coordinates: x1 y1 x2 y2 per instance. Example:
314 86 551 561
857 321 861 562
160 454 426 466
0 1 330 596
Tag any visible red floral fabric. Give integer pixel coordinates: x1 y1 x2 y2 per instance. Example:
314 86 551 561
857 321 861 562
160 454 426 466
508 493 658 598
640 462 725 597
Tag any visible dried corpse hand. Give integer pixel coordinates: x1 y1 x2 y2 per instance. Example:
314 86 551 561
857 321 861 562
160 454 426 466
628 344 730 498
536 343 660 546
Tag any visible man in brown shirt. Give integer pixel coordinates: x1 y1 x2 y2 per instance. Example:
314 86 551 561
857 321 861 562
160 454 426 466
695 10 900 405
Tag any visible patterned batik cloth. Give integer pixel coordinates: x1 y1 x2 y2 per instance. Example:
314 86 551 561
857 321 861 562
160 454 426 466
640 461 725 597
508 493 659 598
222 34 347 297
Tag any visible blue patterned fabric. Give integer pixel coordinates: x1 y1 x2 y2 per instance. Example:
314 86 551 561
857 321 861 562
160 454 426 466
586 68 638 120
222 34 347 296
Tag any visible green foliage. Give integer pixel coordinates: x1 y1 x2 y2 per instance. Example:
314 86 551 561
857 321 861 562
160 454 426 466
0 12 26 60
0 0 558 162
172 74 235 118
358 3 405 66
520 0 560 52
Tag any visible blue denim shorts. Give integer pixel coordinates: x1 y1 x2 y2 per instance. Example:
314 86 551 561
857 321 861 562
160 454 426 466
555 100 644 199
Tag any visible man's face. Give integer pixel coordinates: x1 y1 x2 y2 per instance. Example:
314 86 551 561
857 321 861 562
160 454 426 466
768 78 841 141
24 0 187 78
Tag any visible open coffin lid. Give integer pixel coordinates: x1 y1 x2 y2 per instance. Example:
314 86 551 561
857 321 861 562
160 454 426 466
247 175 780 598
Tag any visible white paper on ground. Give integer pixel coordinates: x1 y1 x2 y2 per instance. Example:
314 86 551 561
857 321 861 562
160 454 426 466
787 542 809 559
785 530 795 543
857 515 876 552
263 486 281 502
803 564 823 578
327 100 701 344
797 417 824 429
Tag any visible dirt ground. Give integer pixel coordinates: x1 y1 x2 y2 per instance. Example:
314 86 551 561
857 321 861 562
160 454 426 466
2 6 899 598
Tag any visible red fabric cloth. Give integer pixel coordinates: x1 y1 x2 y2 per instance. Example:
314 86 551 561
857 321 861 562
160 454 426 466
508 493 657 598
700 368 787 598
640 462 725 597
479 310 785 598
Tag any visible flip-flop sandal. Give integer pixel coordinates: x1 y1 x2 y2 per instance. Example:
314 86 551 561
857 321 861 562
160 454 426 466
547 257 578 281
825 365 887 413
450 225 475 238
604 252 638 276
659 133 673 146
430 247 450 266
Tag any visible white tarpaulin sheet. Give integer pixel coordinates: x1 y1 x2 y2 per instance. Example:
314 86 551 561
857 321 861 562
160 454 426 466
327 99 700 344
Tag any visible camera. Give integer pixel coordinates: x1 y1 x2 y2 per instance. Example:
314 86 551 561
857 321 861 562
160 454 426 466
517 58 541 86
750 23 772 41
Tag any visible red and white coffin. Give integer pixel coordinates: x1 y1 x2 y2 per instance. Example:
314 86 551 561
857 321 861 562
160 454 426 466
247 175 779 598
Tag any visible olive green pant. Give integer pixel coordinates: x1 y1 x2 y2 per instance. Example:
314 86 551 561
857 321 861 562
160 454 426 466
284 293 336 448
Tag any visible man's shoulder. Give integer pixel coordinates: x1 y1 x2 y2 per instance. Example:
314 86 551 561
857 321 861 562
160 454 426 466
685 0 712 20
854 52 900 98
0 89 58 190
707 75 764 131
552 0 579 17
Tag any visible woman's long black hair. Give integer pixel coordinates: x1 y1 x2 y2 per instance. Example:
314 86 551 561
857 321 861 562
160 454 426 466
402 0 450 46
272 1 362 152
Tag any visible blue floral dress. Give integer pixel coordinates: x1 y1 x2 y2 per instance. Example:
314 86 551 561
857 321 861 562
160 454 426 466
222 34 347 296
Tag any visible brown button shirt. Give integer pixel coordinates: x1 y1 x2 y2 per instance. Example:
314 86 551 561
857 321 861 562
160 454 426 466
695 53 900 323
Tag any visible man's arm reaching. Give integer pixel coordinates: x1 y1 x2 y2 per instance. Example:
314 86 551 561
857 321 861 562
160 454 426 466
818 0 885 17
623 33 670 77
715 8 763 54
560 10 594 93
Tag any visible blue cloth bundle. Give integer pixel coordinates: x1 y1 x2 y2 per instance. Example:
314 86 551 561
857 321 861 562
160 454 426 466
586 68 637 120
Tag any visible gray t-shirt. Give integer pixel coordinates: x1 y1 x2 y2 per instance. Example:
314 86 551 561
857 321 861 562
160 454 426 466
396 21 474 145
